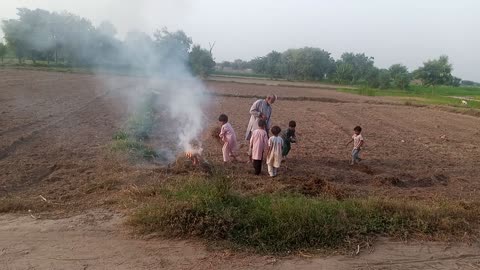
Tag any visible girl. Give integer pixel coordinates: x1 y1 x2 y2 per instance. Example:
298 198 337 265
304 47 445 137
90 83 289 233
267 126 283 177
249 119 268 175
218 114 238 163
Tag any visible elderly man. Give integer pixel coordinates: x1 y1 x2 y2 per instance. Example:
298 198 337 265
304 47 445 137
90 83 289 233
245 94 276 140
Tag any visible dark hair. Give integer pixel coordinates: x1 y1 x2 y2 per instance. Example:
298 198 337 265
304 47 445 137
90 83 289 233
257 119 266 128
271 126 281 136
289 121 296 128
354 126 362 132
218 114 228 123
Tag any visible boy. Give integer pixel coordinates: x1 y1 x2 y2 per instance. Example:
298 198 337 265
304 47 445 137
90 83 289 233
346 126 364 165
266 126 283 177
281 120 296 160
249 120 269 175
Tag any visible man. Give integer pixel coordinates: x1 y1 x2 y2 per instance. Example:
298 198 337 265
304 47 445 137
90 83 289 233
245 94 276 141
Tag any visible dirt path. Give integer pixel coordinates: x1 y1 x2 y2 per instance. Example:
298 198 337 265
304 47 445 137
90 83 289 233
1 211 479 270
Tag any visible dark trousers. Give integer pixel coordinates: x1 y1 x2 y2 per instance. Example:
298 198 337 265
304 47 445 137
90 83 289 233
253 159 262 175
282 141 291 157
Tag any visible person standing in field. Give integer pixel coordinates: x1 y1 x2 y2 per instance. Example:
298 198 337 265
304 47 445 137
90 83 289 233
346 126 364 165
266 126 283 177
218 114 238 163
281 120 297 161
245 94 276 140
249 119 269 175
245 94 276 162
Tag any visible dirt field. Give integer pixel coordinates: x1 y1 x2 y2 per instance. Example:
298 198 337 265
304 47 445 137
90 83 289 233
1 69 480 269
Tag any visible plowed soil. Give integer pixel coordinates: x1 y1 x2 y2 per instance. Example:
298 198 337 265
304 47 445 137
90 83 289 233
2 69 480 269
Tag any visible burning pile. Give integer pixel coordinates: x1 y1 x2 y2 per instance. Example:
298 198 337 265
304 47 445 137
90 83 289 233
185 150 201 166
184 139 203 166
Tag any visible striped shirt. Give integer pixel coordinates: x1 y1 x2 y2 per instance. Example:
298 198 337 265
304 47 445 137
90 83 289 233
353 134 364 149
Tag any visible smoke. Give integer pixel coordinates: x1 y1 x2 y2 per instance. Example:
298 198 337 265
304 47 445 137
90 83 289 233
2 6 211 163
148 68 209 159
117 27 210 163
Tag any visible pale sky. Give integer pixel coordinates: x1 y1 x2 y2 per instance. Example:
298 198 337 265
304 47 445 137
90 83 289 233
1 0 479 81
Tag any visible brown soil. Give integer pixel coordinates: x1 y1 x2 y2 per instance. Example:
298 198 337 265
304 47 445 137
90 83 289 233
1 211 479 270
2 69 480 268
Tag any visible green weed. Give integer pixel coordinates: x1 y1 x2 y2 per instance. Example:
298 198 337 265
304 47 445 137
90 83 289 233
128 174 480 252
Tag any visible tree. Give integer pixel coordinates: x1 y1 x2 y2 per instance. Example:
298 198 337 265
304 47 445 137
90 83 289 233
336 52 375 84
389 64 410 89
281 47 335 81
2 18 29 63
377 69 392 89
461 80 479 86
231 59 249 70
0 42 6 63
334 62 353 83
189 45 215 77
414 55 454 86
249 57 266 73
449 76 461 87
264 51 282 79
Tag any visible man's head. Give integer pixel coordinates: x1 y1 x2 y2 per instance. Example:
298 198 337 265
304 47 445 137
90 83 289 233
266 94 277 105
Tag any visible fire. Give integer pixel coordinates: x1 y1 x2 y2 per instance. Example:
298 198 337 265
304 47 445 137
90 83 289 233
185 151 200 166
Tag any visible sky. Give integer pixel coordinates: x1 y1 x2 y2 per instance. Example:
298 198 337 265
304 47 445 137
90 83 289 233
1 0 479 81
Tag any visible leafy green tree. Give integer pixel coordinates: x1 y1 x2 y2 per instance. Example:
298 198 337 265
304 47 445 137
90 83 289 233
336 52 375 84
377 69 392 89
449 76 461 87
248 57 265 73
2 18 29 63
389 64 410 89
264 51 282 78
154 27 192 63
334 62 353 83
414 55 454 86
0 42 6 63
281 47 334 80
189 45 215 77
231 59 249 70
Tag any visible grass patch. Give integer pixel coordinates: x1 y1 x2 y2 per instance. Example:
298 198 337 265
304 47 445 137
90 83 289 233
128 174 480 252
111 93 158 159
112 136 158 159
340 86 480 109
212 70 270 78
210 92 345 103
0 196 51 213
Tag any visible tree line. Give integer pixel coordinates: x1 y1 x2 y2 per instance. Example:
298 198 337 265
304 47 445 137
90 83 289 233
219 49 465 89
0 8 215 77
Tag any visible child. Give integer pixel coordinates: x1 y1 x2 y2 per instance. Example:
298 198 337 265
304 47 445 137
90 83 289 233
249 119 268 175
346 126 364 165
281 120 296 160
267 126 283 177
218 114 238 163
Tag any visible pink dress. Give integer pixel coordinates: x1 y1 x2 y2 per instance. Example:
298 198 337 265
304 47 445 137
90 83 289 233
219 122 237 162
249 129 268 161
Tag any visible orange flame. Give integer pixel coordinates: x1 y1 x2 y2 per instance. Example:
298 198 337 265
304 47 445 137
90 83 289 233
185 151 200 166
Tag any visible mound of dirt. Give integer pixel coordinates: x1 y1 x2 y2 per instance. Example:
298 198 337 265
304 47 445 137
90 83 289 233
298 178 346 199
374 174 449 188
169 155 212 175
373 174 405 187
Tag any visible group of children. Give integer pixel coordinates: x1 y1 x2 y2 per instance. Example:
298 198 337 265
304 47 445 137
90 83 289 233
218 114 364 176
